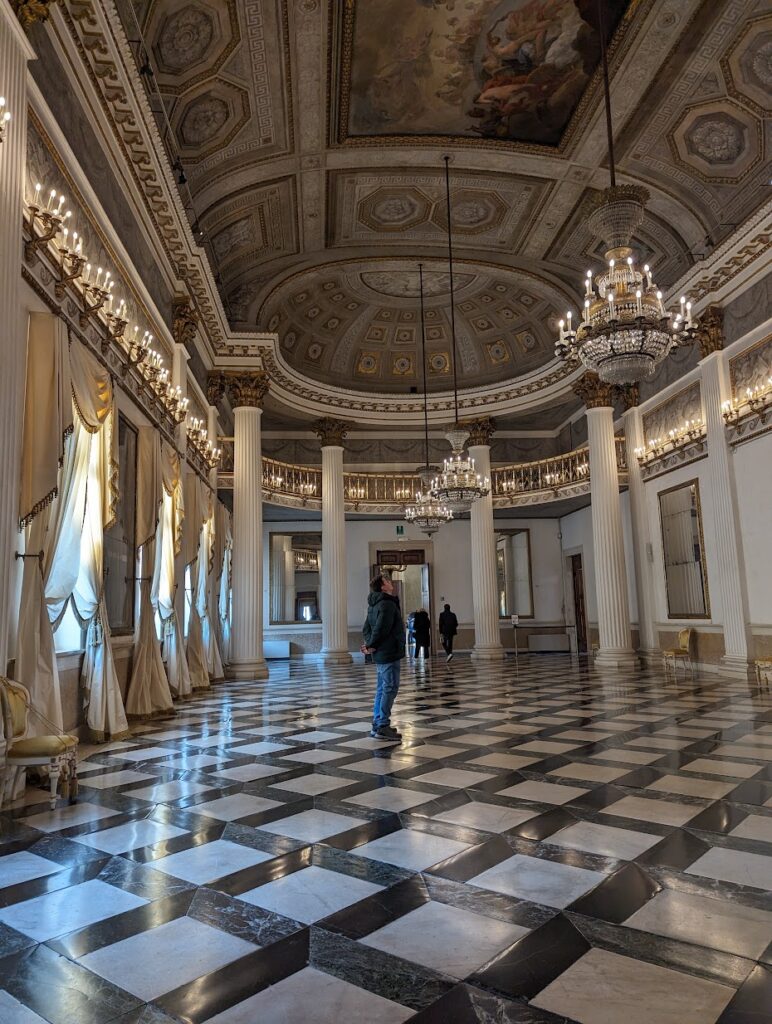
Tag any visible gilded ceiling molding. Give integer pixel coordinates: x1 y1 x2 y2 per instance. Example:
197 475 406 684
465 418 496 447
11 0 58 28
573 372 615 410
314 418 351 446
224 371 270 409
695 305 725 359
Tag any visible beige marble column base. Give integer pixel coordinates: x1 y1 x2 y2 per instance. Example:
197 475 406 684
594 649 639 673
319 650 353 666
471 645 506 662
719 655 754 680
228 659 269 681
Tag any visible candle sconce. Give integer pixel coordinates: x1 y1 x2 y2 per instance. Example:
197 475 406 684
55 235 85 299
25 188 68 265
79 264 112 328
121 328 150 377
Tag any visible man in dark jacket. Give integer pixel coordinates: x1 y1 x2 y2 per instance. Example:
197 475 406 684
438 603 458 663
362 574 405 741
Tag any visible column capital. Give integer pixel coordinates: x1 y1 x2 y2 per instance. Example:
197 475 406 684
314 417 351 446
206 371 226 406
10 0 58 29
222 371 270 409
573 372 614 409
615 383 640 411
695 304 724 359
464 417 496 447
172 297 198 348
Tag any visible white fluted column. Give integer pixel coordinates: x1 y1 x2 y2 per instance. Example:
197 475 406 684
0 9 34 673
284 542 296 622
270 534 288 622
171 344 190 636
702 350 751 676
229 374 269 680
468 424 504 661
623 405 658 657
316 419 352 665
585 399 637 671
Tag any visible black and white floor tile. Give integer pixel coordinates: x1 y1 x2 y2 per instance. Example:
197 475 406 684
1 654 771 1023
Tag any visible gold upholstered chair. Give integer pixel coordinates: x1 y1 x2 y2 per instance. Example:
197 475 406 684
0 677 79 810
755 659 772 689
662 629 694 679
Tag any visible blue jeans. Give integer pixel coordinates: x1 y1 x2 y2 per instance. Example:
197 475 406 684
372 660 401 727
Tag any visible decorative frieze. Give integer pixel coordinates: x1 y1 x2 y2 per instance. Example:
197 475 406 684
642 381 703 444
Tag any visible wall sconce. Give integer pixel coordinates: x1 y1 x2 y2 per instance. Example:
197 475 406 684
0 97 10 144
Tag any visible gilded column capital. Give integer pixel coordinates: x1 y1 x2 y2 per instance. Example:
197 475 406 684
464 417 496 447
615 383 640 411
314 418 351 446
172 298 198 348
574 371 614 409
226 371 270 409
695 305 724 359
206 372 226 406
11 0 58 28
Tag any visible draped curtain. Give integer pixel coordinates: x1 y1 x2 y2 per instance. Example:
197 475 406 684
183 471 209 691
125 428 174 717
16 315 127 740
155 443 190 698
216 503 232 666
201 510 224 680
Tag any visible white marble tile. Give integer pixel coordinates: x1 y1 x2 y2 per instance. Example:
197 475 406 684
686 847 772 890
548 764 627 783
351 829 470 871
591 749 663 766
187 732 242 748
548 821 663 861
602 795 699 827
681 758 761 779
78 769 156 789
0 851 63 888
444 732 503 746
128 780 211 803
284 730 346 743
345 787 437 812
164 754 225 770
531 947 734 1024
281 749 350 764
149 839 274 884
343 757 420 775
469 854 605 908
259 810 363 842
626 888 772 959
78 916 256 1001
204 966 413 1024
0 878 147 941
645 775 736 800
212 763 286 783
362 901 526 979
20 802 120 833
272 774 353 796
496 781 587 805
238 865 382 923
406 744 472 759
468 753 540 771
730 814 772 844
73 820 188 854
432 802 536 833
0 991 50 1024
512 740 581 755
114 746 180 762
412 768 495 788
189 794 283 821
226 740 291 756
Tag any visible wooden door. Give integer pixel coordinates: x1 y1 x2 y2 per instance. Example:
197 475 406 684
571 554 588 653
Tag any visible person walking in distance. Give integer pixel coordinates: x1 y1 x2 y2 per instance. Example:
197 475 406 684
439 603 458 663
413 608 431 660
361 574 405 740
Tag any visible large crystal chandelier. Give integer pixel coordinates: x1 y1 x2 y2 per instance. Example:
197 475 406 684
404 265 453 536
554 1 698 385
427 157 489 512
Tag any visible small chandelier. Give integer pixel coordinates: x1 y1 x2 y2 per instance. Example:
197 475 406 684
554 1 698 385
404 264 454 536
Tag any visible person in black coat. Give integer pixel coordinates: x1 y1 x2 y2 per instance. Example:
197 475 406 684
361 574 406 740
438 603 458 662
413 608 430 659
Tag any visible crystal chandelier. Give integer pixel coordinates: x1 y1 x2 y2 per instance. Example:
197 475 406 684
404 265 453 536
554 1 698 385
427 157 489 512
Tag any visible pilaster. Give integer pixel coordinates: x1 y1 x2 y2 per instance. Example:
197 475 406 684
467 439 505 661
315 418 352 665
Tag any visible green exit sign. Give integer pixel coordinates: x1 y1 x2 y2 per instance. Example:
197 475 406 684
396 524 404 536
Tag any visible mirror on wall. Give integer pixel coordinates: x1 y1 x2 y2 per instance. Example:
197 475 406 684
659 480 710 619
495 529 533 618
269 533 321 624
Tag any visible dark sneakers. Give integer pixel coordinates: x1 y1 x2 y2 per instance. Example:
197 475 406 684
370 725 402 741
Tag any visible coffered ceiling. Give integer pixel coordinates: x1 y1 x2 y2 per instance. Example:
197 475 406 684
121 0 770 398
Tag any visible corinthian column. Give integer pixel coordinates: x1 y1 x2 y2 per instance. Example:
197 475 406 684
227 372 269 680
467 419 504 661
699 309 751 677
575 374 637 672
0 7 34 673
315 418 352 665
622 397 657 657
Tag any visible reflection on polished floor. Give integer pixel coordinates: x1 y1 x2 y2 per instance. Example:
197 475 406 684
1 655 771 1023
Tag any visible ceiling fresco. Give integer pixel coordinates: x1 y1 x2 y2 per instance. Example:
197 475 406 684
342 0 630 145
112 0 770 404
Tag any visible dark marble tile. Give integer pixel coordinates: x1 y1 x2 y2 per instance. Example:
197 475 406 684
410 983 579 1023
568 862 660 923
97 855 196 901
718 964 772 1023
190 886 304 944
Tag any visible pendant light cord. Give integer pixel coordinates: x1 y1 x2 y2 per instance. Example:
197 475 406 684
443 155 460 426
598 0 616 187
418 263 430 469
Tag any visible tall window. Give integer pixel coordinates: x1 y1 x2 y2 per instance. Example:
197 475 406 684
104 414 137 633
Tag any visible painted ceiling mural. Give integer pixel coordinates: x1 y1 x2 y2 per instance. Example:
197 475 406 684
344 0 630 145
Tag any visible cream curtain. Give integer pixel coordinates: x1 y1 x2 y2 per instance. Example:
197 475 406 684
217 503 232 665
125 428 174 717
155 444 190 698
201 511 224 680
183 471 210 691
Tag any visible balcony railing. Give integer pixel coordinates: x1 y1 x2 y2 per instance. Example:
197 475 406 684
343 472 421 507
492 437 625 499
262 457 321 502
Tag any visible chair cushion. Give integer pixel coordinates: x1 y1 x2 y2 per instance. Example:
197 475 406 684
0 678 27 738
9 735 78 757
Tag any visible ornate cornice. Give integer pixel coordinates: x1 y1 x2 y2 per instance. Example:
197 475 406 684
314 417 350 446
172 298 198 349
695 305 724 359
464 417 496 447
11 0 58 28
224 371 270 409
573 372 615 409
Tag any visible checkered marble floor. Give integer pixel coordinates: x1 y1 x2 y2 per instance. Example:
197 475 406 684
1 654 771 1024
